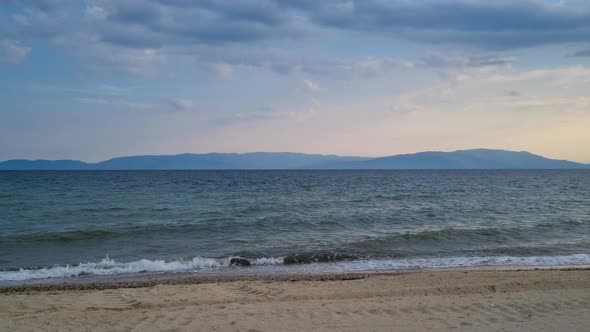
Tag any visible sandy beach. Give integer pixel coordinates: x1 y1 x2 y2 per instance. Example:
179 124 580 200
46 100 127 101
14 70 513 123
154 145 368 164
1 268 589 331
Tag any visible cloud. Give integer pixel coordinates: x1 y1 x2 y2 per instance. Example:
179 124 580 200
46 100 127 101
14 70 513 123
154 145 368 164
416 52 517 83
0 40 31 62
94 84 128 96
486 65 590 88
388 65 590 116
422 53 515 69
512 96 590 113
3 1 417 77
169 98 194 112
59 34 168 76
303 79 320 93
8 1 590 54
507 90 521 97
78 98 159 111
212 63 233 80
571 48 590 57
4 0 590 78
187 45 416 79
13 0 299 48
228 98 318 124
79 96 196 112
289 0 590 49
231 106 315 123
389 103 421 116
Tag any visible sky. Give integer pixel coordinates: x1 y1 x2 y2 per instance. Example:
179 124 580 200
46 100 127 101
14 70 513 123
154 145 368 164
1 0 590 163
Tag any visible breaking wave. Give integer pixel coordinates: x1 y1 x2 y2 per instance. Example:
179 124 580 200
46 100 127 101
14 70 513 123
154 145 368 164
0 256 282 282
1 253 589 282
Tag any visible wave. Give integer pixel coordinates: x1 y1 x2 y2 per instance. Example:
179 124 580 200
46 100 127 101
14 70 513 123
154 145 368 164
1 253 589 282
4 229 118 243
6 219 586 245
376 223 585 242
79 207 128 213
337 254 590 271
0 256 283 282
283 252 360 264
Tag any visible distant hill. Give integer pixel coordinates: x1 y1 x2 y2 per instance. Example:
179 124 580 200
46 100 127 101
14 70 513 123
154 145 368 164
93 152 369 170
0 153 369 170
315 149 590 169
0 159 89 170
0 149 588 170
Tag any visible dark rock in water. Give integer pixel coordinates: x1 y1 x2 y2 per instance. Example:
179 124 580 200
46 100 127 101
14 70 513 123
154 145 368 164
283 255 302 264
230 257 251 266
283 252 359 264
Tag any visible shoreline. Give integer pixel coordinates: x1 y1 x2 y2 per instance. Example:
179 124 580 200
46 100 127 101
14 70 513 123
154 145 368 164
2 252 590 289
2 264 589 293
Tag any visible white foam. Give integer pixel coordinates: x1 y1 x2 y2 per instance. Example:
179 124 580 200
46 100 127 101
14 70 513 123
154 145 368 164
252 257 283 265
321 253 590 272
1 254 589 282
0 255 281 282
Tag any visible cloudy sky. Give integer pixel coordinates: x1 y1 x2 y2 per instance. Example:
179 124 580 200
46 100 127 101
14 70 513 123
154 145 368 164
1 0 590 162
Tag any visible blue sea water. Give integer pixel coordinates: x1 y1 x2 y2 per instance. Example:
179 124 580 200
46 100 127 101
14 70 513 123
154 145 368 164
0 170 589 283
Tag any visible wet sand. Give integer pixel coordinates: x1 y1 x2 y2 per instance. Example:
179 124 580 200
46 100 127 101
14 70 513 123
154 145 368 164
1 268 590 331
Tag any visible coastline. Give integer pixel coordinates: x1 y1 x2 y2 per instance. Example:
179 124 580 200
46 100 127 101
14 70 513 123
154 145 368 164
2 264 590 293
2 266 589 331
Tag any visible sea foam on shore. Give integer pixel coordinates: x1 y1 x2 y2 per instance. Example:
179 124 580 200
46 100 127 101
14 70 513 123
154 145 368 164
2 253 590 283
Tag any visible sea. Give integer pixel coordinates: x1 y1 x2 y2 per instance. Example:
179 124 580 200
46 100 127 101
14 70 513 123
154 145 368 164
1 170 589 285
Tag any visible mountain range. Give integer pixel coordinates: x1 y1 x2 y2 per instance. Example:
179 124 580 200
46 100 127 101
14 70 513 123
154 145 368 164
0 149 588 170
